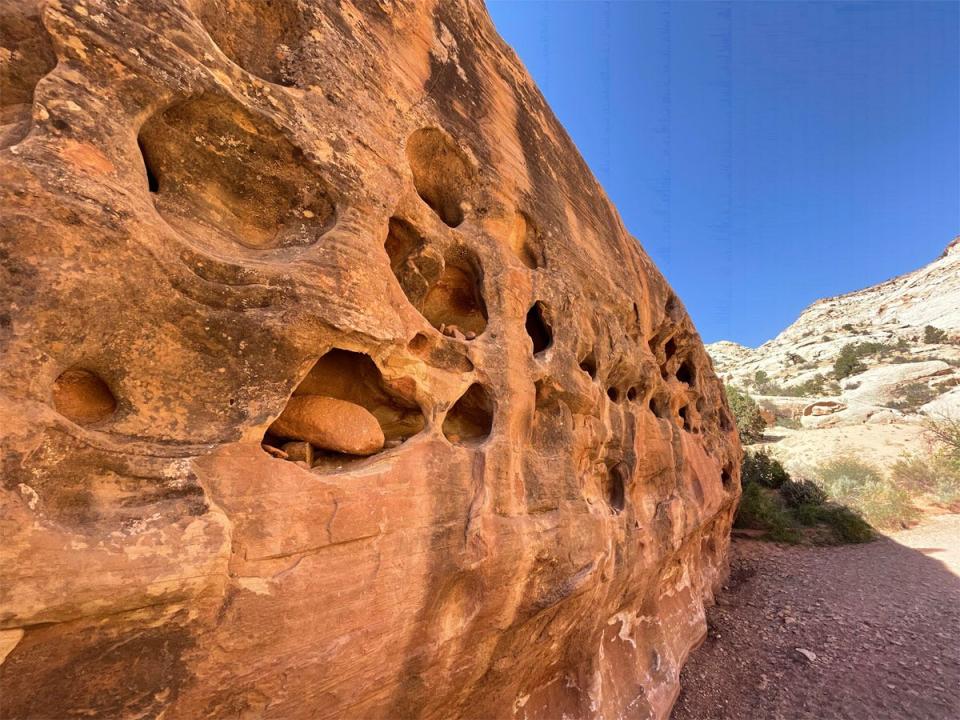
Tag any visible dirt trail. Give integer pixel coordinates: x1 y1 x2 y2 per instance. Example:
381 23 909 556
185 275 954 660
672 514 960 720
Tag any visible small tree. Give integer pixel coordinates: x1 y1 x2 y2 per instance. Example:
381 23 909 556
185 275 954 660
924 325 948 344
834 343 867 380
725 384 766 444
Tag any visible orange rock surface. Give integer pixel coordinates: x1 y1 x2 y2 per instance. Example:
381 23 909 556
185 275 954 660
0 1 740 718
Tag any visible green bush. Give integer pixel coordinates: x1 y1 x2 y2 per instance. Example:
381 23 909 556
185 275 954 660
775 416 802 430
816 456 919 529
735 483 800 543
742 449 790 489
725 385 766 443
834 344 867 379
780 477 827 508
924 325 948 344
886 382 937 412
893 449 960 508
794 504 873 543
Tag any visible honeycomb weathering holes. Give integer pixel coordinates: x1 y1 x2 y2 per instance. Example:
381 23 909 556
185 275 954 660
385 219 488 338
525 302 552 355
443 383 493 444
137 94 335 252
406 128 473 227
196 0 303 86
0 3 57 148
52 368 117 425
264 349 425 467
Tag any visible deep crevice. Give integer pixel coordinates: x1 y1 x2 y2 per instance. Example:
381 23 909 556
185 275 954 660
579 351 598 380
525 301 552 355
676 359 695 386
604 463 627 514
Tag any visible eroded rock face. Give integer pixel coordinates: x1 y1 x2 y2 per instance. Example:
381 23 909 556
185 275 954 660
0 2 740 718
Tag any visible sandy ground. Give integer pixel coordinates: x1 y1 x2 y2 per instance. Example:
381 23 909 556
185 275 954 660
758 423 929 476
672 514 960 720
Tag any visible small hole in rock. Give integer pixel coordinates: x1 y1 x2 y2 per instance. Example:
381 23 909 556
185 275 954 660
52 368 117 424
679 405 693 432
264 349 424 464
627 387 638 401
525 301 552 355
443 383 493 444
676 359 695 386
607 387 620 403
721 465 733 488
579 351 598 380
407 331 474 373
406 127 473 227
138 138 160 192
664 338 677 362
604 463 627 514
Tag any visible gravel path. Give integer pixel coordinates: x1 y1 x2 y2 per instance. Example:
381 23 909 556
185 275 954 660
672 514 960 720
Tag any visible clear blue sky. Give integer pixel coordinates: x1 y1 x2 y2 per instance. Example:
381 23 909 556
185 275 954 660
488 1 960 346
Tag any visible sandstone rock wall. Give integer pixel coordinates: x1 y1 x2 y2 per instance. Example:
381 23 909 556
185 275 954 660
0 2 739 718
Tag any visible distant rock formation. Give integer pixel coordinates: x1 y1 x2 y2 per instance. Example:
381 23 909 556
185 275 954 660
709 238 960 470
0 2 739 718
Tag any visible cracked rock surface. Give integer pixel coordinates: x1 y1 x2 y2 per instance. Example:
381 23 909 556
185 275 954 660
0 1 740 718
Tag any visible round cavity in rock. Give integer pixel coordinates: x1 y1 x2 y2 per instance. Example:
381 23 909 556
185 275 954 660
443 383 493 444
721 465 733 488
579 351 598 379
607 387 620 403
52 368 117 424
195 0 303 86
405 127 473 227
525 301 552 355
421 248 488 337
138 93 335 252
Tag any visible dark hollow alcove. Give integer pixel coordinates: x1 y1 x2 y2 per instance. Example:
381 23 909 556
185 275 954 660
443 383 493 445
525 301 552 355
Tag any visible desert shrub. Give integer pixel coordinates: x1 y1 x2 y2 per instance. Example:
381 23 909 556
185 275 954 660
926 414 960 455
794 504 873 543
834 344 867 379
734 483 800 543
895 438 960 508
725 385 765 443
816 455 919 528
742 449 790 489
924 325 948 344
891 454 938 493
780 477 827 508
776 416 802 430
786 353 805 365
886 382 936 412
842 323 855 332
